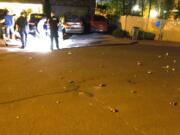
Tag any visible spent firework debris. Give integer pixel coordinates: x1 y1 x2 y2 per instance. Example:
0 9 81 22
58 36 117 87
108 106 119 113
16 116 20 119
173 60 177 64
165 65 170 69
56 100 62 104
162 65 170 69
169 101 178 106
137 61 142 66
78 91 85 95
158 55 162 58
147 70 152 74
67 51 72 55
131 90 137 94
98 83 107 87
172 68 176 71
68 80 75 84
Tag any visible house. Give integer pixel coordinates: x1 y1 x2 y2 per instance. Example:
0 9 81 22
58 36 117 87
0 0 95 17
0 0 44 16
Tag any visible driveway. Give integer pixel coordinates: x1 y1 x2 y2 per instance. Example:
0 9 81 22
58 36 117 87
0 33 135 53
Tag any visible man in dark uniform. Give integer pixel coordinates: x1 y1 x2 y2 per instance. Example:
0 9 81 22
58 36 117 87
15 11 28 49
49 11 59 50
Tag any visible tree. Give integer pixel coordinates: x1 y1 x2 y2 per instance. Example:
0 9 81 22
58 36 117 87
174 1 180 19
96 0 134 16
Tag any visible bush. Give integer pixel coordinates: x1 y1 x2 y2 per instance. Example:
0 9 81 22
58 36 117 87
112 28 129 38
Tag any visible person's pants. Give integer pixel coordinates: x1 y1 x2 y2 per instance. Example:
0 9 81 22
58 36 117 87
5 25 14 39
19 28 27 48
50 31 59 50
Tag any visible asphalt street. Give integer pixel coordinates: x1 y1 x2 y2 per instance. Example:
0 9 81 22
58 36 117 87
0 34 180 135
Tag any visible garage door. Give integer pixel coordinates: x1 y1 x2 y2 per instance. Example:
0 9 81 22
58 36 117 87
0 2 43 16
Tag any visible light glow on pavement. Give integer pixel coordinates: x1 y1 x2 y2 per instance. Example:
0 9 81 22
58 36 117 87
1 34 82 53
0 33 106 53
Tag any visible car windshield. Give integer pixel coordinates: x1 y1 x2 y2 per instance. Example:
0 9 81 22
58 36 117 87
65 15 81 22
30 14 44 22
93 15 107 22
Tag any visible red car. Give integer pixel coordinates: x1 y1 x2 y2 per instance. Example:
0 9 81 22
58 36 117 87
90 15 108 33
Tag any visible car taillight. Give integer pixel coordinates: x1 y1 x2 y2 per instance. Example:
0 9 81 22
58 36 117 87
28 21 35 25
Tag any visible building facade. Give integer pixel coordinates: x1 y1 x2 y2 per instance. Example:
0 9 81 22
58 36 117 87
50 0 96 16
0 0 95 17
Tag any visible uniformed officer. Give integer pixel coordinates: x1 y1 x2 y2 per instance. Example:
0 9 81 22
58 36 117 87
15 11 28 49
49 11 59 50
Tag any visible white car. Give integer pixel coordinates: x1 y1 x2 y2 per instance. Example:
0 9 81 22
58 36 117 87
62 15 84 34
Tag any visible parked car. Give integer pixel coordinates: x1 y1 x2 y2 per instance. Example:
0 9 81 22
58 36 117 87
28 13 45 35
62 14 84 34
90 15 108 33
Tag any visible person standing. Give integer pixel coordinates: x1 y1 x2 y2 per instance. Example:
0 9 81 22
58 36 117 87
3 10 15 41
48 11 59 50
37 16 47 38
15 11 28 49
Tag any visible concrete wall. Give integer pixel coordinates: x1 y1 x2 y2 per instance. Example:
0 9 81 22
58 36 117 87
120 16 180 42
163 20 180 42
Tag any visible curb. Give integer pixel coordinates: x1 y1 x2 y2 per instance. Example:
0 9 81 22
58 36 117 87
137 40 180 48
87 41 138 47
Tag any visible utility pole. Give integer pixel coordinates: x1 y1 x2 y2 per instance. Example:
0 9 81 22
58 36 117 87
122 0 125 15
146 0 152 30
44 0 51 17
142 0 144 16
148 0 152 19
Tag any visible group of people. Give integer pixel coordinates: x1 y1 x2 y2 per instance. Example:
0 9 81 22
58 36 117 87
1 10 60 50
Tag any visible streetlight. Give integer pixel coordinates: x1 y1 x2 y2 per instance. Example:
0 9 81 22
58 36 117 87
150 9 158 18
132 5 141 12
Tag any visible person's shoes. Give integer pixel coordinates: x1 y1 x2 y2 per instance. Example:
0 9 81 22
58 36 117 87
20 46 24 49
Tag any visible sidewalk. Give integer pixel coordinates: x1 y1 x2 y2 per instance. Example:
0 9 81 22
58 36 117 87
98 36 180 47
70 34 180 48
138 40 180 47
